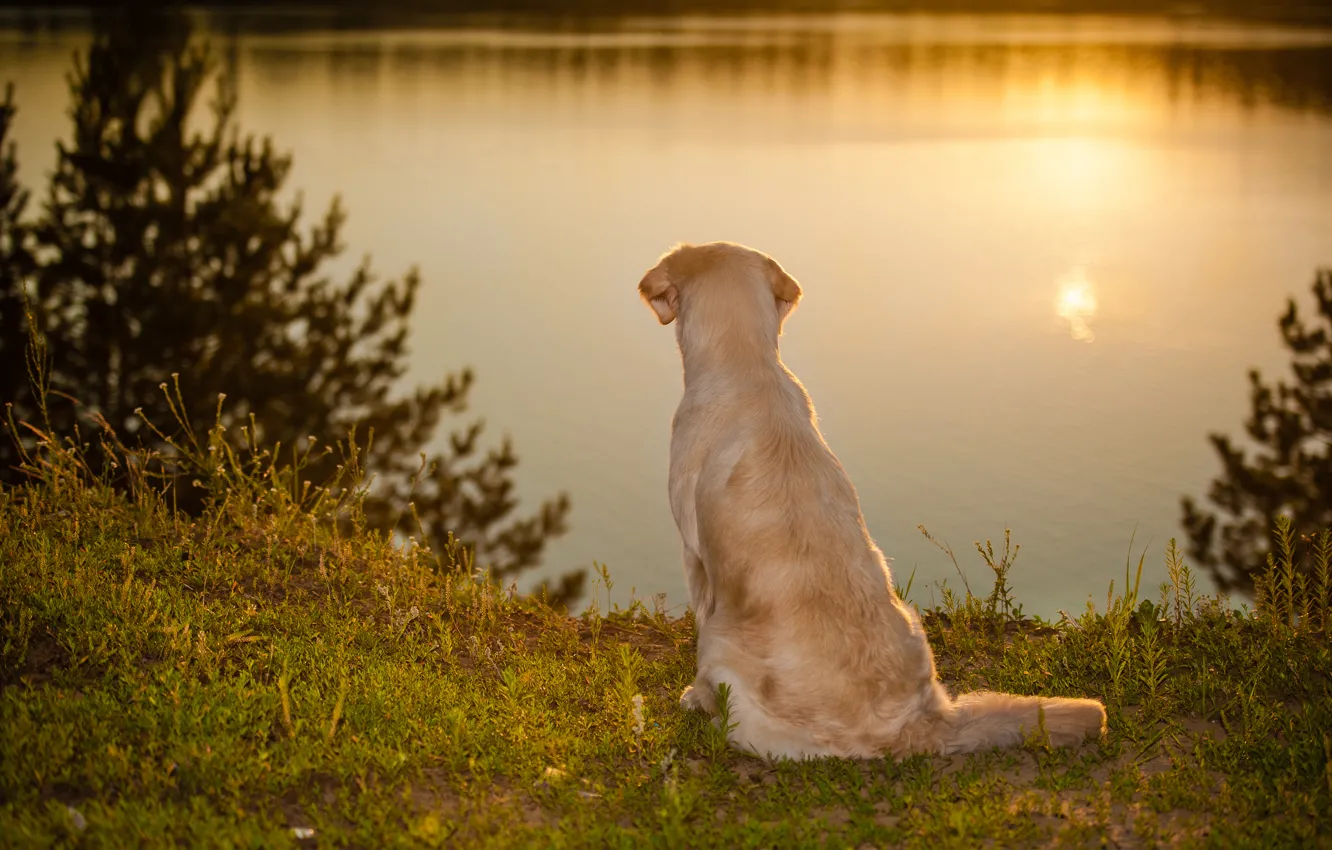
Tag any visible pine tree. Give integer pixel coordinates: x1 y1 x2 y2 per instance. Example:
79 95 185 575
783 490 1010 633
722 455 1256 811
1181 268 1332 595
0 84 37 434
0 9 580 602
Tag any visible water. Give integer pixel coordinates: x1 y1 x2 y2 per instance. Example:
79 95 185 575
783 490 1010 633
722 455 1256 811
3 11 1331 616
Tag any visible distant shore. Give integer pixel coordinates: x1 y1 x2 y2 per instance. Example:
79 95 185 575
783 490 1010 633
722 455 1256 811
1 1 1331 30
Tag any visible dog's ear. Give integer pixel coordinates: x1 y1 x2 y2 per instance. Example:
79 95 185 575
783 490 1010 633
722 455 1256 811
767 257 802 326
638 257 679 325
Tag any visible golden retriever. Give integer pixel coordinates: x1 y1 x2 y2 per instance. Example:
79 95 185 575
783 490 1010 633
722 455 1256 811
638 241 1106 759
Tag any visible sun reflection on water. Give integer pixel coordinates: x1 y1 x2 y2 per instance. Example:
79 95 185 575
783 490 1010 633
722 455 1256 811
1056 270 1098 342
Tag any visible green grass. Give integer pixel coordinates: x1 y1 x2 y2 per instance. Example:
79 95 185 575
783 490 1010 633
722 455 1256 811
2 416 1331 847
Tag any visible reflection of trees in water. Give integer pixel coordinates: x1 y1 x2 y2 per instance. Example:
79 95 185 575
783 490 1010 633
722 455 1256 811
7 8 1328 113
242 35 1332 116
133 2 1332 29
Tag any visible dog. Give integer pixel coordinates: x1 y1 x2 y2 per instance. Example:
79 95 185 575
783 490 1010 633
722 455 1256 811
638 241 1106 759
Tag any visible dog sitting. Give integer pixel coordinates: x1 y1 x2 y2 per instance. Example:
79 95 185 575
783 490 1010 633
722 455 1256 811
638 241 1106 759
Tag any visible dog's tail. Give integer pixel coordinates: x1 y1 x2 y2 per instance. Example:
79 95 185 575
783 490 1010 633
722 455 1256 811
940 691 1106 754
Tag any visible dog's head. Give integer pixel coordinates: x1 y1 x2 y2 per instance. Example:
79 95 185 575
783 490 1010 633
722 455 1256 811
637 242 802 337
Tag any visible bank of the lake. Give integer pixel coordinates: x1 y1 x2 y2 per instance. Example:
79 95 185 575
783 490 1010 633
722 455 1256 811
2 441 1328 847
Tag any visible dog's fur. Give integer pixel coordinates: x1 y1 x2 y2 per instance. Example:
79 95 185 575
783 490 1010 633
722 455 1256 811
639 241 1106 759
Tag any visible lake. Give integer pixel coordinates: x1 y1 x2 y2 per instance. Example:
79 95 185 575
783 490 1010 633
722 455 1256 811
3 10 1330 616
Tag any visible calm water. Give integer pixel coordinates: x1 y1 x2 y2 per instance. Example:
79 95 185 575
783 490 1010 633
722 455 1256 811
3 12 1331 615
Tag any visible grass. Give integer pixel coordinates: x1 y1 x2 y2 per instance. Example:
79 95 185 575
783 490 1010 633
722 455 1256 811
2 397 1332 847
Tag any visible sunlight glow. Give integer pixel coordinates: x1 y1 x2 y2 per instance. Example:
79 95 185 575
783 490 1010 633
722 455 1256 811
1056 270 1098 342
1043 137 1117 199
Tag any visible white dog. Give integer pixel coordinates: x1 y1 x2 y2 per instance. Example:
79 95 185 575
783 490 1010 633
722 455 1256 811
639 241 1106 759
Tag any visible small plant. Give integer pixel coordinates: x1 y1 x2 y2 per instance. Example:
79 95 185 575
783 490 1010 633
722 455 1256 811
615 644 647 756
595 562 615 612
1022 703 1052 752
1314 530 1332 633
325 674 350 745
1254 515 1331 633
893 564 919 604
1135 608 1169 721
705 682 740 762
920 525 1026 639
977 529 1021 628
1163 538 1199 625
278 656 297 740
